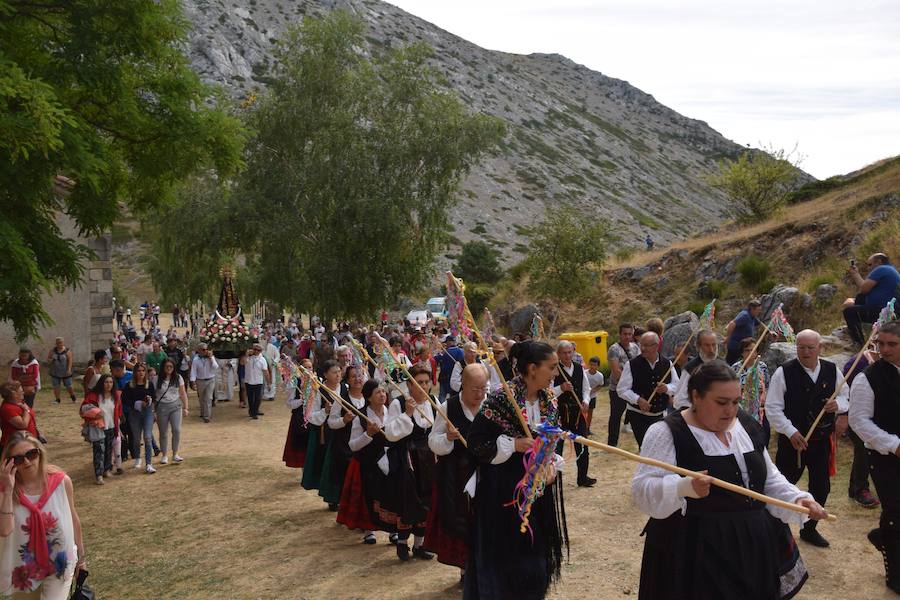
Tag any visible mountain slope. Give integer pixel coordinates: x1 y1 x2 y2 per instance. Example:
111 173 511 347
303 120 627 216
491 156 900 336
181 0 754 262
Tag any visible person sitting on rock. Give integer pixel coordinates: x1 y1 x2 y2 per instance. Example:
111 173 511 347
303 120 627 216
843 253 900 347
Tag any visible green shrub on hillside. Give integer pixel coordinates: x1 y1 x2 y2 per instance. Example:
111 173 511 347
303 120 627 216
466 283 494 317
807 275 836 293
615 247 636 262
737 256 772 291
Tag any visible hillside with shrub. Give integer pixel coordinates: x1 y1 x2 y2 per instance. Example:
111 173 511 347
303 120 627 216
491 156 900 337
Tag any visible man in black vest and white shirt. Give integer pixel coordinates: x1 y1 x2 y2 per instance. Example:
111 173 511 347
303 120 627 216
673 329 719 409
616 332 679 448
552 341 596 486
850 321 900 592
767 329 848 548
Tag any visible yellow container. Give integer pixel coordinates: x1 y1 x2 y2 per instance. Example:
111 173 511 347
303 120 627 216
559 331 609 369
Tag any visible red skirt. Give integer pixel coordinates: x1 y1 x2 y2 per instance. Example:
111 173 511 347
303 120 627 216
282 410 307 468
337 458 376 531
423 483 468 568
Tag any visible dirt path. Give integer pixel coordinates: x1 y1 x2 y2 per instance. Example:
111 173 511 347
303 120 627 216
33 380 895 599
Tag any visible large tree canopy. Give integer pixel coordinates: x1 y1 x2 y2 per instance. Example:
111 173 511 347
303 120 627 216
150 11 505 320
0 0 245 339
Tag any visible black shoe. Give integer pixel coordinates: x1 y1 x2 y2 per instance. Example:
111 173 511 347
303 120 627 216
362 533 376 545
578 476 597 487
37 436 48 445
328 503 338 512
153 448 161 457
252 416 259 420
54 398 60 404
257 412 264 416
800 526 830 548
388 533 398 545
412 546 434 560
203 418 210 423
396 544 410 561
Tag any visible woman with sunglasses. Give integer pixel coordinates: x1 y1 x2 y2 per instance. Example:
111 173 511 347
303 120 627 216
80 374 123 484
122 363 157 474
155 359 188 465
0 432 85 598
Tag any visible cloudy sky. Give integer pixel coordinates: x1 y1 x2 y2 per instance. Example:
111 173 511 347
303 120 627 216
387 0 899 179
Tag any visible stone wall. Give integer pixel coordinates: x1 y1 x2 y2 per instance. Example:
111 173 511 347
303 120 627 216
0 215 114 367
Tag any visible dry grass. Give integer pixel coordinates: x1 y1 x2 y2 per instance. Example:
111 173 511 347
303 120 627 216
28 381 898 599
611 159 900 269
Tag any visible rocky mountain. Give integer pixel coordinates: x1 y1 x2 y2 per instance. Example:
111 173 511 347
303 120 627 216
182 0 750 262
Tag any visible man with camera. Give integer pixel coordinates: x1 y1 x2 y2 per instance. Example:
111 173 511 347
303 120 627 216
843 253 900 347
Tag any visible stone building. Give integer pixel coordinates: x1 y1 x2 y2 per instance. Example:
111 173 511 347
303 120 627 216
0 179 115 366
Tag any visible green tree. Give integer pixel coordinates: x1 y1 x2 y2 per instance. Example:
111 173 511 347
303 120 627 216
526 205 609 336
454 240 503 284
0 0 246 339
154 11 504 320
707 147 804 224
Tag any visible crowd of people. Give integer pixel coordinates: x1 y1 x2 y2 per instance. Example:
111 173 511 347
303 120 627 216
0 250 898 598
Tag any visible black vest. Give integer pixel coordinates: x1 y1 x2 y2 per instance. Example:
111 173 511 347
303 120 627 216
683 356 704 377
867 359 900 437
439 394 478 537
666 410 767 513
628 356 673 413
554 362 585 406
782 359 837 441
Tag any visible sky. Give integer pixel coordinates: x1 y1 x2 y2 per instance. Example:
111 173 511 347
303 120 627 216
387 0 900 179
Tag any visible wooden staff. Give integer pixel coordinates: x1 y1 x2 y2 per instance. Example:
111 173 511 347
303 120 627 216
802 329 877 442
462 302 533 441
374 334 465 447
350 340 433 426
573 435 837 522
737 320 774 376
645 328 697 407
297 364 380 430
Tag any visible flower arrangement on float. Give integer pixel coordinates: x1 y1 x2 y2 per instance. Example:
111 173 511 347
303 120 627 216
198 307 258 358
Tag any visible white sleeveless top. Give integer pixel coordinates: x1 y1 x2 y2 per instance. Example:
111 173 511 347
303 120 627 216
0 481 76 594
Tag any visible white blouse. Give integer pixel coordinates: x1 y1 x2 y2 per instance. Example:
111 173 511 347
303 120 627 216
327 393 365 429
631 418 811 524
307 385 341 426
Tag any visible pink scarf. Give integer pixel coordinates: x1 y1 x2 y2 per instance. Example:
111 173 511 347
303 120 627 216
17 471 66 578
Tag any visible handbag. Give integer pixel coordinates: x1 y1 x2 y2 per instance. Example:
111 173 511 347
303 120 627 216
70 569 95 600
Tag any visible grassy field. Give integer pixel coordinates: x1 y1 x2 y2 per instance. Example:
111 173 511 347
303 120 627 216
29 381 897 599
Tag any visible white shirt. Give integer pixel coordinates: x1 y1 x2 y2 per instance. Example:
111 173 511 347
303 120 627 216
766 360 849 438
551 362 591 409
190 354 219 381
429 398 482 456
586 370 605 399
616 356 680 415
631 419 812 523
349 406 387 451
327 392 366 429
307 384 341 426
449 360 501 393
849 362 900 455
673 356 718 410
243 354 269 386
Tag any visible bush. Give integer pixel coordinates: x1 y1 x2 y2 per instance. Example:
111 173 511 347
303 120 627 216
614 247 636 262
737 256 772 291
698 278 726 300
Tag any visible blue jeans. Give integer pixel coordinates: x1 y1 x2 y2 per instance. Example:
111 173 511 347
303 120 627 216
127 408 157 463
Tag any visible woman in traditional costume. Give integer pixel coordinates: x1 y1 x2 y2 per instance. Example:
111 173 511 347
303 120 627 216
319 365 366 510
282 359 312 476
632 361 827 600
464 340 568 600
372 364 436 561
339 379 382 544
300 360 344 493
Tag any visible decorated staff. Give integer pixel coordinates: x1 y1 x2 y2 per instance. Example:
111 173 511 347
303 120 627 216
300 360 346 493
281 357 314 474
804 298 896 442
447 271 532 440
297 363 380 429
349 338 434 427
374 332 465 446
